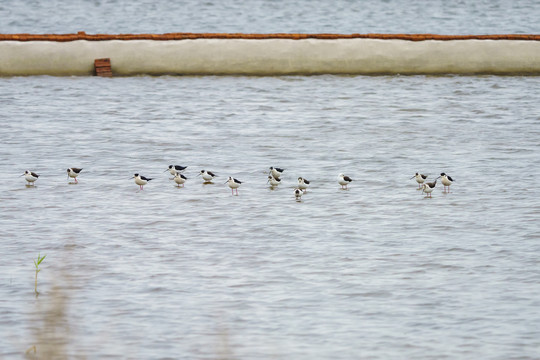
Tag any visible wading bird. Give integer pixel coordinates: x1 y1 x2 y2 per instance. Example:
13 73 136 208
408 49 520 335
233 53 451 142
21 170 39 186
67 167 83 183
226 176 242 195
338 173 353 190
132 173 152 190
438 173 454 193
422 179 437 198
198 170 217 182
411 172 427 189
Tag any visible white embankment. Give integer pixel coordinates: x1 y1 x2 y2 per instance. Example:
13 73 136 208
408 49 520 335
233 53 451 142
1 38 539 76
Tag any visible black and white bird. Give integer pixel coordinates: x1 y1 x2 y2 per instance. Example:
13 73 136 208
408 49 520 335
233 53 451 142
437 173 454 193
173 172 187 187
297 177 310 192
267 175 281 187
67 168 83 183
226 176 242 195
198 170 217 182
338 173 353 190
165 165 187 176
269 167 285 179
422 179 437 198
21 170 39 186
132 173 152 190
294 188 303 200
411 172 428 189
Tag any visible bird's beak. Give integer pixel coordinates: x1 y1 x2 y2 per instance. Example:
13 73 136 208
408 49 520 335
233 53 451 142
410 176 415 179
20 174 24 177
163 169 169 173
197 173 201 176
436 176 441 179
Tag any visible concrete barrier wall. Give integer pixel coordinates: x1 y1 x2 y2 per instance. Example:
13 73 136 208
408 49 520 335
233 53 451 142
1 36 539 76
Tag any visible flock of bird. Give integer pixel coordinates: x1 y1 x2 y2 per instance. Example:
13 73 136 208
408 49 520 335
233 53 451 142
411 172 454 197
21 166 354 199
142 166 355 199
21 167 453 198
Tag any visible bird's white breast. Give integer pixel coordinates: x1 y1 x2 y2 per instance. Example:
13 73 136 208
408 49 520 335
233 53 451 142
269 177 280 186
423 184 434 193
441 177 452 186
338 177 349 185
135 178 147 186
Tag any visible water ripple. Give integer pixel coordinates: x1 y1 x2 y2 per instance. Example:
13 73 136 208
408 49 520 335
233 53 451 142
0 74 539 359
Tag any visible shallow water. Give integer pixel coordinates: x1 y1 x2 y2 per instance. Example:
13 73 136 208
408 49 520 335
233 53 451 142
1 75 539 359
1 0 539 34
1 0 540 358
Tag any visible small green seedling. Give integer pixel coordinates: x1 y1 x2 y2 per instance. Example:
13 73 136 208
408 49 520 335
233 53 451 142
33 253 46 294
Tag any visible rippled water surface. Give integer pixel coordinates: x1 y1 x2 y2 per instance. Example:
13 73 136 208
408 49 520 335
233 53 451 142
1 1 540 359
1 75 539 359
1 0 539 34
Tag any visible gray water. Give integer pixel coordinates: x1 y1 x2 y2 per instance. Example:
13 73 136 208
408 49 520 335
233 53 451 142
1 75 539 359
2 1 540 359
1 0 539 35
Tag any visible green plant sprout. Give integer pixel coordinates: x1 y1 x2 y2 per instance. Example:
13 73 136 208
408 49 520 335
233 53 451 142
34 253 46 294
